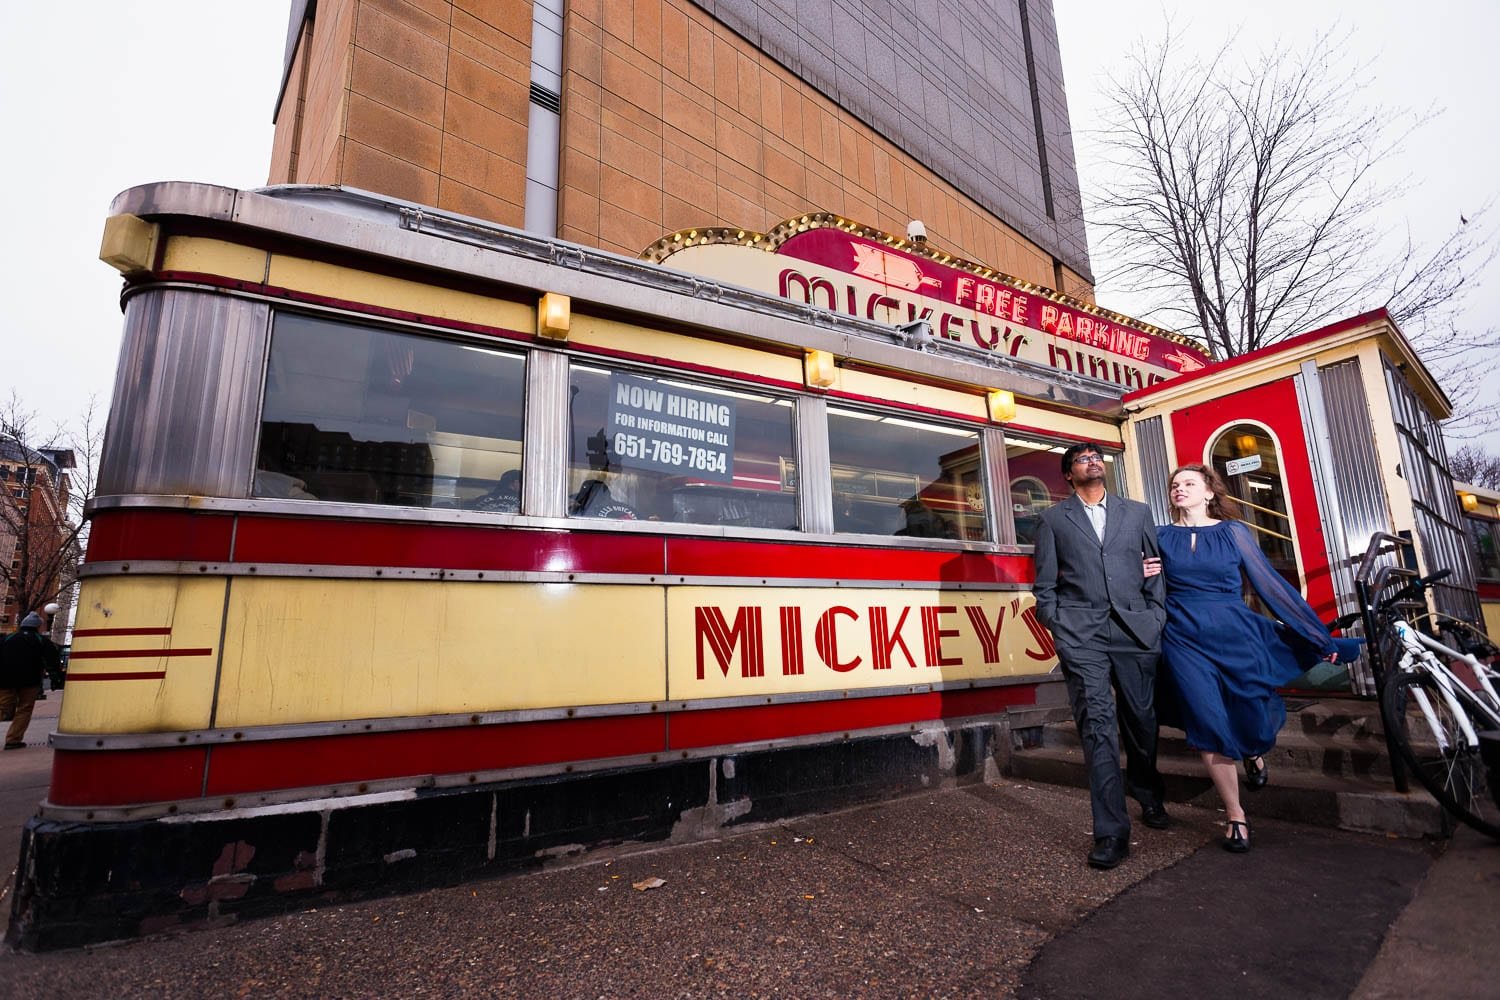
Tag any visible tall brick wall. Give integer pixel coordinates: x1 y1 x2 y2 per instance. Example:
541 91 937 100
270 0 1093 298
270 0 533 228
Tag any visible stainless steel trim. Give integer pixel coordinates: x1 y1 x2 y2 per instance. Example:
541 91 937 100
109 182 1126 414
75 559 1032 590
795 395 832 534
51 674 1043 752
984 426 1012 545
524 348 569 517
98 289 271 498
1132 415 1171 526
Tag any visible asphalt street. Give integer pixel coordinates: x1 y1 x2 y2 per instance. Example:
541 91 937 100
1 693 1496 998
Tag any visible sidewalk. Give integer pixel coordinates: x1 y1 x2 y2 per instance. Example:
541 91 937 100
1 701 1496 997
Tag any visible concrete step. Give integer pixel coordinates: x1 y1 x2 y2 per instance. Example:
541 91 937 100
1006 698 1451 839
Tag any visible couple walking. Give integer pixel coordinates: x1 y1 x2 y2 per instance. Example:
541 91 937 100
1031 443 1358 867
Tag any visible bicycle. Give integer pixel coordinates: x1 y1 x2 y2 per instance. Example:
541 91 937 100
1346 536 1500 839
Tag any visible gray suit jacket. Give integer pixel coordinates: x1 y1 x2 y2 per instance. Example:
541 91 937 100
1031 492 1165 652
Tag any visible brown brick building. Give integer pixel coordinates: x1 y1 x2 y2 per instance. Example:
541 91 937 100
270 0 1094 299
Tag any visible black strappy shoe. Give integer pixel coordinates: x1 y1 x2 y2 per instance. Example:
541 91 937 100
1222 819 1251 853
1243 755 1268 790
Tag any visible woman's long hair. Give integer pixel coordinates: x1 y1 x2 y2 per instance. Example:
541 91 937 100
1167 463 1243 523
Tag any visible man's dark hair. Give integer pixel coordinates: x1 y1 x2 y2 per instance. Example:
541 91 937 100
1060 442 1106 476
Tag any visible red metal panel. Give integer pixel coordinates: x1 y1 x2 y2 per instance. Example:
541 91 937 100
1123 309 1388 405
85 510 235 563
202 715 669 796
231 517 668 574
1167 378 1340 619
49 748 208 807
665 537 1033 584
1478 581 1500 600
669 685 1036 748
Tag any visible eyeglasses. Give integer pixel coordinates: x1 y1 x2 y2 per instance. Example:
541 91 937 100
1071 455 1105 466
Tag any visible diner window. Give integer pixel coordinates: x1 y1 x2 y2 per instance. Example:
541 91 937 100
1209 425 1299 587
1465 515 1500 581
256 314 526 510
566 365 798 528
827 407 988 541
1004 435 1120 545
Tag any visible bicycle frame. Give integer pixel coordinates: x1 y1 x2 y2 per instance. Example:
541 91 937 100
1391 619 1500 754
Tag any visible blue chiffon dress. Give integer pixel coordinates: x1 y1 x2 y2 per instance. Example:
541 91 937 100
1156 520 1361 760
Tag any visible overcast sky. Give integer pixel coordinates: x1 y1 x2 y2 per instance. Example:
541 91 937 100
2 1 1496 455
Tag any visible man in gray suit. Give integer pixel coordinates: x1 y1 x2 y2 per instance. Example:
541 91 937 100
1032 442 1168 869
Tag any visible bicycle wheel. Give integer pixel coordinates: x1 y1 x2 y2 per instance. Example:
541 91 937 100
1381 669 1500 840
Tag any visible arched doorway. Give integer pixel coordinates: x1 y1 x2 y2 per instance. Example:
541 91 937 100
1208 424 1301 589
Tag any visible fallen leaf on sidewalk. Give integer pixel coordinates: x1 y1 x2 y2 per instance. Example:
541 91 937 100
632 877 666 891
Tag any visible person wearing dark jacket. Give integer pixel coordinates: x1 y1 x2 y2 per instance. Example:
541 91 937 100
1 612 60 749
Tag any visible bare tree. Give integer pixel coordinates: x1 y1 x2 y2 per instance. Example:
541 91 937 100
1088 25 1497 429
1450 445 1500 491
0 393 102 638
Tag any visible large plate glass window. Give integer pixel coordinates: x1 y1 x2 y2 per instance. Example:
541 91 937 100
255 314 526 510
827 407 987 541
566 364 798 528
1004 435 1119 545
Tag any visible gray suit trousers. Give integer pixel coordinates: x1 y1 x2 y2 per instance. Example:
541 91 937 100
1057 612 1165 839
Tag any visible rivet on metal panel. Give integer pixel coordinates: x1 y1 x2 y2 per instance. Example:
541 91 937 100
199 565 207 572
566 709 575 717
470 715 480 724
468 775 477 783
95 739 104 747
223 799 235 808
177 735 186 744
168 805 178 814
375 569 382 576
233 732 243 740
122 564 130 572
358 783 368 793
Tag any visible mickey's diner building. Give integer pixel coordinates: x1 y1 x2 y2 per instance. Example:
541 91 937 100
8 0 1494 949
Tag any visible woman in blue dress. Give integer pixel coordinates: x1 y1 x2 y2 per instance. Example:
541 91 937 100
1156 463 1360 853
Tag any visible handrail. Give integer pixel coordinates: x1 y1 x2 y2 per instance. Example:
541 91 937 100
1234 494 1292 523
1355 532 1411 586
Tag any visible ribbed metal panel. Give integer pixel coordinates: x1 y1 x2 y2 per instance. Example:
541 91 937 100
795 396 831 534
98 289 270 498
523 349 567 518
1301 360 1387 694
984 427 1013 545
1383 356 1481 622
1133 415 1171 525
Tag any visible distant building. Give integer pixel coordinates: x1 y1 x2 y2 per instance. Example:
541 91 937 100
0 440 76 641
269 0 1095 299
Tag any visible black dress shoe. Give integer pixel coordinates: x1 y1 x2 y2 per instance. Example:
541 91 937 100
1141 802 1170 829
1243 755 1269 791
1087 836 1130 869
1222 820 1251 853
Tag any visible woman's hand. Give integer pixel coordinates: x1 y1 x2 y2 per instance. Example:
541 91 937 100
1143 556 1162 579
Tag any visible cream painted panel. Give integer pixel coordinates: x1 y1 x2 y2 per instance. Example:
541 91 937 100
59 576 227 734
214 578 667 726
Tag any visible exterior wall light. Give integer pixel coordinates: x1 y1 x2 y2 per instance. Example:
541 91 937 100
987 389 1017 423
1460 492 1479 512
804 349 837 388
538 291 571 340
99 213 160 275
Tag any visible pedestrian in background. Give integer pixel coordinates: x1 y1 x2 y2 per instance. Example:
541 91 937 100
1032 442 1170 870
1 611 61 750
1155 464 1361 853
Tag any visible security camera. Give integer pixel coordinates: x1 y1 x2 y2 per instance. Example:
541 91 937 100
906 220 927 243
